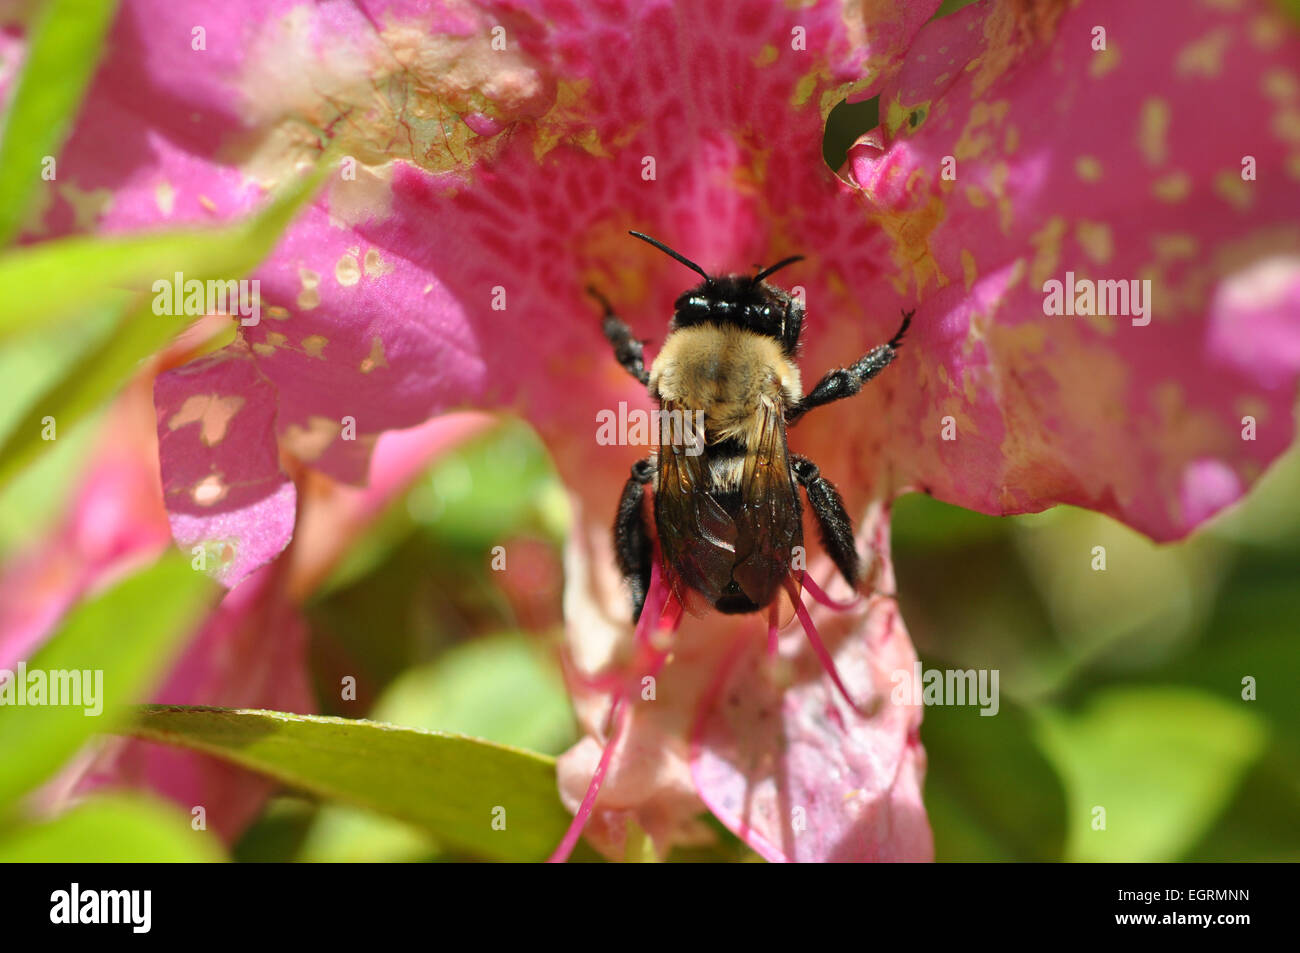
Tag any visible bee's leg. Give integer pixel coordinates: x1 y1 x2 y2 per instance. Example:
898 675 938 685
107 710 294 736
790 455 859 587
786 309 913 425
590 286 650 387
614 458 656 620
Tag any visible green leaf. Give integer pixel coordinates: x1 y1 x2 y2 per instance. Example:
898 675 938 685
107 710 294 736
0 162 326 342
0 311 114 557
125 706 575 862
0 0 120 247
920 678 1068 861
295 633 575 862
0 793 225 862
372 633 576 755
0 301 175 489
1033 686 1269 862
0 553 216 811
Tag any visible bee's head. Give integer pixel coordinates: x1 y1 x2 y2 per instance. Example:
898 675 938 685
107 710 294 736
629 231 805 354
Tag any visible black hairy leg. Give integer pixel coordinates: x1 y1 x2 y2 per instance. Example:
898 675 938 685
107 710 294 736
614 458 656 621
590 286 650 387
790 455 859 588
786 309 913 425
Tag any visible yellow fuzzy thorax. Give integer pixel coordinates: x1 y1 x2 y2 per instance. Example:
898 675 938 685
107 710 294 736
648 324 802 445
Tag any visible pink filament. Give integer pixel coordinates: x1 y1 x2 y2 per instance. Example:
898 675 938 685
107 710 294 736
782 576 873 718
766 600 780 657
548 563 676 863
547 691 629 864
800 570 861 611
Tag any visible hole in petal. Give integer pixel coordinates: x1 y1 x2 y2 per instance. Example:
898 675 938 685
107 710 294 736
822 95 880 177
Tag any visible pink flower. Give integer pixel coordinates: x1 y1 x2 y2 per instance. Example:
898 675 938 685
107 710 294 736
17 0 1300 860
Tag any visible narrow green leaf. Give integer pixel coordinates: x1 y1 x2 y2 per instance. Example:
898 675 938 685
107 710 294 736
0 162 327 341
126 706 574 863
0 0 120 246
0 793 225 862
0 554 217 811
0 300 180 490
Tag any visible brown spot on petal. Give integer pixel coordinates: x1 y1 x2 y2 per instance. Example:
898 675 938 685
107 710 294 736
1214 171 1254 210
1249 13 1286 51
282 415 342 462
968 0 1067 97
1138 98 1171 166
1176 26 1232 79
1089 43 1120 79
961 248 978 291
1075 155 1103 182
360 336 388 374
298 268 320 310
1075 222 1113 265
57 181 114 229
1152 171 1192 202
301 334 328 358
335 253 361 286
193 474 229 506
363 247 393 278
1028 216 1066 288
168 394 246 446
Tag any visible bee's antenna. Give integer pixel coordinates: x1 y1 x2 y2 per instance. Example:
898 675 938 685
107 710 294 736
753 254 804 283
628 231 712 282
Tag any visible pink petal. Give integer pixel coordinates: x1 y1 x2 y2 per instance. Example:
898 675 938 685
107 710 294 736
154 345 296 589
690 504 931 862
847 0 1300 539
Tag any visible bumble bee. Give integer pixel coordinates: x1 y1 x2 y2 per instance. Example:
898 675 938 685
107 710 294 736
595 231 912 621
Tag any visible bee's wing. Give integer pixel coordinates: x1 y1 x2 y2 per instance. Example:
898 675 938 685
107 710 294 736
733 394 803 609
653 403 736 610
